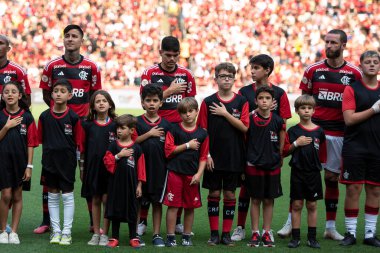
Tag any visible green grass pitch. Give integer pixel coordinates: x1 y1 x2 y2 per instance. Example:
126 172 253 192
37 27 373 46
1 104 378 252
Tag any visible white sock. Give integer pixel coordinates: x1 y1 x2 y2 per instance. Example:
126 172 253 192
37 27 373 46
326 220 336 229
48 192 61 233
364 213 378 239
287 212 292 223
62 192 75 235
345 217 357 237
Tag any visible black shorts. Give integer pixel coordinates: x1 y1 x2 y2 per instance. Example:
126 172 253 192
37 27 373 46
341 156 380 185
202 170 241 191
44 169 74 192
245 165 282 199
290 167 323 201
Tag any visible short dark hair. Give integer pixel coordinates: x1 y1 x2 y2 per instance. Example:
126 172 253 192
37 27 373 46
177 97 198 114
294 94 316 110
0 35 10 47
327 29 347 43
161 36 180 52
249 54 274 76
215 62 236 77
141 84 163 101
53 79 73 92
360 50 380 63
115 114 137 129
255 85 274 99
63 25 84 38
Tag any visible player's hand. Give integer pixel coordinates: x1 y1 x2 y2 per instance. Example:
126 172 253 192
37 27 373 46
209 102 228 117
188 138 200 150
5 115 23 129
371 99 380 113
136 185 142 198
119 148 134 158
190 173 202 185
149 126 164 137
206 156 214 171
23 168 32 181
270 99 277 111
295 136 312 146
168 79 187 95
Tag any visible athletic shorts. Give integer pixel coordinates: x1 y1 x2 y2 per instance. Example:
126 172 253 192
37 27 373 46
323 135 343 174
43 170 74 192
290 167 323 201
244 165 282 199
340 156 380 186
202 170 241 191
162 171 202 209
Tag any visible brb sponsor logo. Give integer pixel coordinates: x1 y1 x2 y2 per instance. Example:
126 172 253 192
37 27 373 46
318 89 342 101
165 94 183 103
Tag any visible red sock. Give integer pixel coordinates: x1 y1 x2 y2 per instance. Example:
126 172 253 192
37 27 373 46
222 198 236 233
325 179 339 221
207 197 220 231
237 186 249 227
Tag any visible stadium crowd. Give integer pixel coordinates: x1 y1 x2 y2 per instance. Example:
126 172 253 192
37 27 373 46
0 0 379 92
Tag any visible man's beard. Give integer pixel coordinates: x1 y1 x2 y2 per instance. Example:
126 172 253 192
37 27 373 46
326 48 341 59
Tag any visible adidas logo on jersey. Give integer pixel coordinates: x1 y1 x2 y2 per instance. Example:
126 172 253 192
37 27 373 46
318 75 326 80
157 79 164 83
58 71 64 76
318 91 342 101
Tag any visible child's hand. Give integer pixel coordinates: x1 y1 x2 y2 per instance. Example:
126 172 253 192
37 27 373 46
118 148 134 158
188 138 200 150
209 102 228 117
190 173 201 185
23 168 32 181
136 185 142 198
206 156 214 171
295 136 312 146
5 115 23 129
270 99 278 111
149 126 164 137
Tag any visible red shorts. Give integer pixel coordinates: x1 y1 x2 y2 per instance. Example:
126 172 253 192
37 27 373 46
163 171 202 209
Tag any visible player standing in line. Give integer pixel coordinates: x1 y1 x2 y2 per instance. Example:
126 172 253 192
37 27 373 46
197 62 249 246
35 24 101 234
138 36 196 235
232 54 291 241
281 29 362 240
0 35 31 106
339 50 380 247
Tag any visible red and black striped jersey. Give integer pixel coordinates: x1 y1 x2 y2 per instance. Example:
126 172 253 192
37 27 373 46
40 55 102 117
140 63 196 123
299 59 362 135
238 82 291 119
0 61 31 94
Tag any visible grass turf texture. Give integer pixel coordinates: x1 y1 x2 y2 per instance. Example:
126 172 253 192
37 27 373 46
1 104 379 252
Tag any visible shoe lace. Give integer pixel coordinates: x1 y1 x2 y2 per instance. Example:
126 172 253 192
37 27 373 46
262 233 271 242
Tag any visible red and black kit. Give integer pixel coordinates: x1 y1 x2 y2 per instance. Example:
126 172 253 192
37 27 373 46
80 119 117 198
0 109 38 190
0 60 31 95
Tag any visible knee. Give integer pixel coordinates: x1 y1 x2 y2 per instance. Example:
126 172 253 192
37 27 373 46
208 190 221 198
292 201 303 212
325 171 339 182
346 185 362 198
223 190 236 200
252 198 261 206
366 185 380 199
306 202 317 212
1 192 12 204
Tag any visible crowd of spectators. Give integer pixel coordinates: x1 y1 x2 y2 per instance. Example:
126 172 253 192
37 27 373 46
0 0 379 93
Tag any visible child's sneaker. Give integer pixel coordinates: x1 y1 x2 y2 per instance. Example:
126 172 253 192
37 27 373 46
137 222 147 236
221 233 235 246
262 230 275 247
307 238 321 248
34 224 50 234
231 226 246 241
152 234 165 247
50 232 61 244
136 235 146 247
324 228 344 241
247 232 260 247
107 238 119 248
88 233 100 245
277 220 292 238
181 234 193 246
175 224 184 234
0 231 9 244
8 232 20 244
59 234 72 245
99 234 109 246
165 235 177 247
288 238 301 248
129 238 141 248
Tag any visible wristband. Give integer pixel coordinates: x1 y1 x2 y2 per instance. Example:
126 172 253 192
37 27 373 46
293 141 298 148
185 142 190 149
115 154 120 160
27 164 33 169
